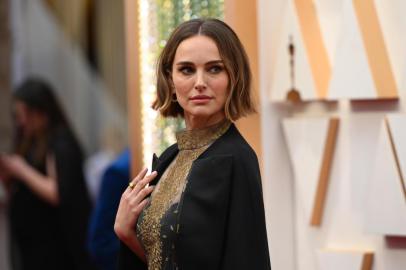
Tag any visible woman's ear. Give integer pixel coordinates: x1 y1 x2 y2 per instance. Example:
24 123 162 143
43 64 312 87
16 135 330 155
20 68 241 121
168 74 175 93
165 68 174 90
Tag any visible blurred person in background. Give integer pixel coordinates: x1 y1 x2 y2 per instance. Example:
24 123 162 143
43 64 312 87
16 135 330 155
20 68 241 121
85 126 127 204
88 148 130 270
0 78 96 270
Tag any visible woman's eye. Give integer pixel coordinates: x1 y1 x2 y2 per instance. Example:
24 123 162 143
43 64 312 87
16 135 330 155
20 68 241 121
179 66 194 75
208 65 223 73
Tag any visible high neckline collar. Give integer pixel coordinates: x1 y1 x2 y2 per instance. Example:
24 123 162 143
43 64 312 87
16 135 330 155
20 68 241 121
176 119 231 150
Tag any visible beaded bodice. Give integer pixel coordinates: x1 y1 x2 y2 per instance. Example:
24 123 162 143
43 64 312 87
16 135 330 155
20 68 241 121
136 120 231 270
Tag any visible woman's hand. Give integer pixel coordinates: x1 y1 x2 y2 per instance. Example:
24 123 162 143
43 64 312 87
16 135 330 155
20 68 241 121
0 154 30 180
0 153 59 205
0 155 10 182
114 168 157 260
0 155 12 194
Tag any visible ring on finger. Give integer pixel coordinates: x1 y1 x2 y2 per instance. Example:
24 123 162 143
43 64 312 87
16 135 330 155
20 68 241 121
128 181 135 189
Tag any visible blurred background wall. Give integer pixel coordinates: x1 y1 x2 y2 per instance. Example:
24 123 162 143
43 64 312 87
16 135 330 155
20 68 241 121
10 0 128 155
259 1 406 270
0 0 11 268
0 0 11 152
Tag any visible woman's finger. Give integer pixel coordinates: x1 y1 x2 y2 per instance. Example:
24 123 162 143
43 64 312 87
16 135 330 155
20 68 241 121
122 168 149 196
129 185 154 207
134 198 150 215
131 171 157 194
140 171 158 186
134 167 149 183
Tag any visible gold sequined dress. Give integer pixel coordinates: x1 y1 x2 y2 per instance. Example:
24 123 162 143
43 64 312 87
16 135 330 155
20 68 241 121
136 120 231 270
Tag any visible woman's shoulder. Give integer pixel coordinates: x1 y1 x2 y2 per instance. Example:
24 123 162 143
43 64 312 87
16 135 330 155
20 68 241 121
213 123 258 162
50 125 77 144
50 125 83 157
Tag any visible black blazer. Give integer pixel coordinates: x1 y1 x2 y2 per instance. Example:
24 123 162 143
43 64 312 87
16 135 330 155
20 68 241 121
118 124 271 270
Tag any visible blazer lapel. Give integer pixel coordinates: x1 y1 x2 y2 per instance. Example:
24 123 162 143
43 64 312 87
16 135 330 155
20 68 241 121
150 144 179 186
151 153 159 171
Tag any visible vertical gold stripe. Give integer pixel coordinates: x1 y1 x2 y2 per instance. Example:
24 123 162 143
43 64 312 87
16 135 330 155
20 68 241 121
294 0 331 99
353 0 398 98
384 117 406 201
361 253 374 270
311 118 339 226
124 0 143 177
224 0 263 167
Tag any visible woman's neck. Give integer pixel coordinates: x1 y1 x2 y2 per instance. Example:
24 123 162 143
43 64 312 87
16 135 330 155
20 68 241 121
184 113 226 130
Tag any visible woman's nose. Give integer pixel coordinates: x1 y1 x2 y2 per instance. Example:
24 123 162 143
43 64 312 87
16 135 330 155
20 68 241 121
194 70 207 91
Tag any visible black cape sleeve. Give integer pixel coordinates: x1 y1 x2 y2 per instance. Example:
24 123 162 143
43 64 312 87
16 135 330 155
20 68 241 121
175 151 271 270
219 152 271 269
51 128 96 270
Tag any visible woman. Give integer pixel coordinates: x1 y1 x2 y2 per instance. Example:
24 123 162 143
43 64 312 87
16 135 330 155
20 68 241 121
114 18 271 270
0 79 95 270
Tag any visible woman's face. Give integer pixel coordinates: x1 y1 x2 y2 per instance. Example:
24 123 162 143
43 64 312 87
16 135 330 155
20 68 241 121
171 35 229 128
14 101 47 137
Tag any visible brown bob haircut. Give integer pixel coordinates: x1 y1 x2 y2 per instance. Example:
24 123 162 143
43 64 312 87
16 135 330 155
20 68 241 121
152 18 256 121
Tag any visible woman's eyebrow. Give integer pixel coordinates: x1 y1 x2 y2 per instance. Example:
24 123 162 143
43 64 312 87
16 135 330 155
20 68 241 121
175 60 223 66
205 60 223 65
175 61 194 66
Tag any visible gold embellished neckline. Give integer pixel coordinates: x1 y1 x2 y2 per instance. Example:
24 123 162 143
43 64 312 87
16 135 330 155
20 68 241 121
176 120 231 150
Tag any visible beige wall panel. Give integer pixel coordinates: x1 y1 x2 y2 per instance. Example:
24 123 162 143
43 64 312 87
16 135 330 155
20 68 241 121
124 0 143 176
316 250 374 270
353 0 397 98
328 0 377 99
373 0 406 91
311 118 339 226
283 117 338 227
224 0 262 165
385 115 406 200
43 0 90 49
270 0 399 101
270 1 318 101
260 1 406 269
270 0 335 101
294 0 331 99
96 0 127 112
365 115 406 236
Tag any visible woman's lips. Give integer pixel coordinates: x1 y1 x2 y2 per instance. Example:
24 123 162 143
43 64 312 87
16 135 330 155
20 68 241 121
189 95 212 104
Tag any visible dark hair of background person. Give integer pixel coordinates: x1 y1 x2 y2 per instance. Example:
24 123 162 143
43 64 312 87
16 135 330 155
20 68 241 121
13 78 80 164
9 77 95 270
152 18 256 120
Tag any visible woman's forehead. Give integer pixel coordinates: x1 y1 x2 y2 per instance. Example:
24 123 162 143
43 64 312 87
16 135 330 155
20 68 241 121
173 35 221 64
